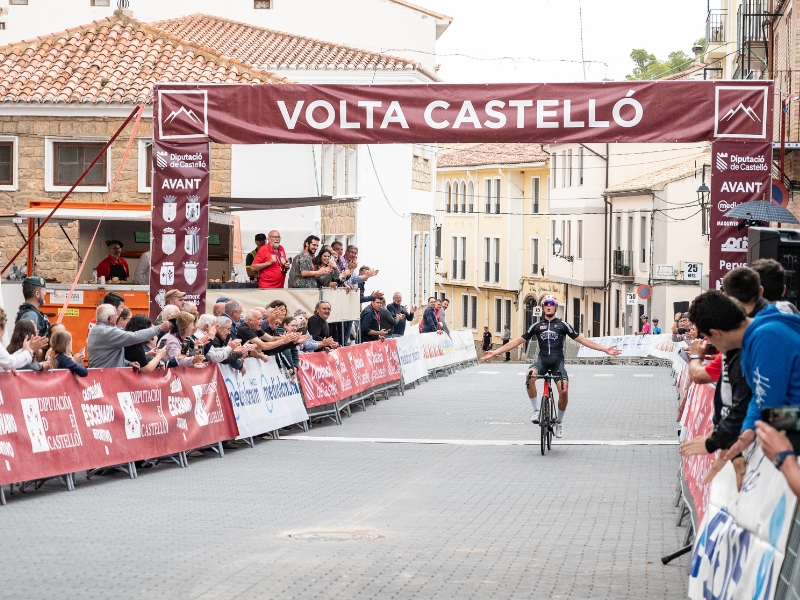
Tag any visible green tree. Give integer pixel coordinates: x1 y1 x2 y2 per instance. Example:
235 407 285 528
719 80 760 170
625 48 693 80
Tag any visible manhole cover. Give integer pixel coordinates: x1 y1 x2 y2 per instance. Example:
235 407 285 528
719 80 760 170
287 531 383 542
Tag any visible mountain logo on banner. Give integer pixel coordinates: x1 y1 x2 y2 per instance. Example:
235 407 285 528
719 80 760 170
714 86 768 139
156 150 168 169
183 261 199 285
720 236 748 252
184 227 200 255
158 90 208 140
160 262 175 286
186 195 201 222
162 227 176 255
163 195 177 223
716 152 728 171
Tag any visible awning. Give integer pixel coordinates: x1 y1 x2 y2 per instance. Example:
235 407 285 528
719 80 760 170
210 195 362 211
16 207 152 221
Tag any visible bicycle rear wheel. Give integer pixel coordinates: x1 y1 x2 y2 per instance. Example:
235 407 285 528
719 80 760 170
547 400 553 450
540 394 550 455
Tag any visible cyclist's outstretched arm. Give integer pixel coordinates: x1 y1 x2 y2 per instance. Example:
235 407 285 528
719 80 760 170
574 335 621 356
481 336 526 360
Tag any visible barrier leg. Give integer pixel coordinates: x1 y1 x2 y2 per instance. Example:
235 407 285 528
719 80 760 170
217 441 225 458
0 486 5 505
676 501 689 527
661 544 694 565
130 461 138 479
674 475 682 507
66 473 74 491
682 522 695 545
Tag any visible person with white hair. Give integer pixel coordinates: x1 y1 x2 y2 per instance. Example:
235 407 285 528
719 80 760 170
195 313 253 364
88 304 171 368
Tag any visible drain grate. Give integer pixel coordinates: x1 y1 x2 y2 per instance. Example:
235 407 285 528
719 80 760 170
287 531 383 542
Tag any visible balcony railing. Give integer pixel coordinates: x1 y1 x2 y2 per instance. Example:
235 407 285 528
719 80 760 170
706 9 727 45
613 250 634 277
737 0 767 47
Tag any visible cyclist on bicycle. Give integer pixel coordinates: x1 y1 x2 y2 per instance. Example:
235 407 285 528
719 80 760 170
481 295 621 438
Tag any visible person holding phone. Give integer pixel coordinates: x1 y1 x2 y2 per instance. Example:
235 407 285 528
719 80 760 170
160 311 206 369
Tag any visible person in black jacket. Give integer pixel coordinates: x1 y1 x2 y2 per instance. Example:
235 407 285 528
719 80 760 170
307 301 339 351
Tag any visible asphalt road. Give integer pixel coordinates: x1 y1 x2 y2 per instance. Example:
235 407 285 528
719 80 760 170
0 363 688 600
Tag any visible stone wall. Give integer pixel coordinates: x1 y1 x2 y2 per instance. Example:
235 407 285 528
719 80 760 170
0 116 231 282
412 153 432 191
321 201 356 238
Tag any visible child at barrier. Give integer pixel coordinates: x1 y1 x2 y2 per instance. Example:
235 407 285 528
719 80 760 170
49 330 88 377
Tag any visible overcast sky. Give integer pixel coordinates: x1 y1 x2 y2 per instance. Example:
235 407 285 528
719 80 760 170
419 0 709 83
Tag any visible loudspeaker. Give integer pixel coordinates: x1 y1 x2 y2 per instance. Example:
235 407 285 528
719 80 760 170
748 227 800 305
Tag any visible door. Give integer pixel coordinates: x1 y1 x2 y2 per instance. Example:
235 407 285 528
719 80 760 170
638 304 645 332
592 302 601 337
524 296 537 332
573 298 581 333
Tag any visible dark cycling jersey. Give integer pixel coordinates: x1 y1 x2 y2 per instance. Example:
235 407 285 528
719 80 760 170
521 318 580 358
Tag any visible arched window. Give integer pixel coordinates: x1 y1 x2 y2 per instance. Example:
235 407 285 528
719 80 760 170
459 180 466 213
445 181 451 213
467 180 475 213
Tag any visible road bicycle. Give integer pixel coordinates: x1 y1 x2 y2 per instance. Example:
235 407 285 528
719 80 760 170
531 372 564 456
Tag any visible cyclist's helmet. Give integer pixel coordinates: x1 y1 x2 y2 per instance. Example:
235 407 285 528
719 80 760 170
541 295 559 307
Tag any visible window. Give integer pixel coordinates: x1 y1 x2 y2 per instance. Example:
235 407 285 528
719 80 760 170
459 180 466 213
462 293 478 329
451 237 458 281
254 0 273 8
0 141 14 186
495 298 502 333
561 151 567 187
531 238 539 274
565 221 571 257
505 299 512 328
567 149 573 186
531 176 540 214
462 294 469 328
138 139 153 192
577 220 583 259
551 221 557 254
451 236 466 280
578 146 584 185
460 237 467 280
413 234 420 306
484 177 500 214
627 216 634 252
573 298 581 333
423 233 430 300
53 142 107 187
615 289 620 328
471 295 478 329
484 237 491 281
615 216 621 249
551 153 557 188
561 221 566 255
435 225 442 258
467 180 475 213
0 23 5 30
445 181 451 213
640 216 648 265
493 238 500 283
10 0 29 5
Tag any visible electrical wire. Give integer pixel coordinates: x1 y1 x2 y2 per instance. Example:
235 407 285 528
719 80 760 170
366 145 410 219
578 0 587 81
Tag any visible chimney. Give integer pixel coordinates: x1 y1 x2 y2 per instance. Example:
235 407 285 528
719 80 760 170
115 0 133 18
692 44 704 57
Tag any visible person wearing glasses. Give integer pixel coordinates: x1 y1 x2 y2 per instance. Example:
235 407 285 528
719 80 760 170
481 295 620 438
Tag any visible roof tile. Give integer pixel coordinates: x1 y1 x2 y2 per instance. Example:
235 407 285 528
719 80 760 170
437 143 550 168
604 153 711 195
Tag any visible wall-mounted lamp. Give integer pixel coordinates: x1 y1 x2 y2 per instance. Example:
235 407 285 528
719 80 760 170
552 238 574 262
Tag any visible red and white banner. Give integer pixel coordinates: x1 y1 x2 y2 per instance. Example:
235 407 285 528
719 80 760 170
149 140 211 319
154 82 772 145
0 367 237 486
709 140 772 290
297 352 339 408
680 383 716 527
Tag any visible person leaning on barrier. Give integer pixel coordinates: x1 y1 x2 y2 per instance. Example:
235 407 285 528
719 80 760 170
421 297 441 334
210 317 252 375
212 302 226 317
237 310 297 359
0 309 48 371
306 301 339 351
161 311 207 369
386 292 415 336
681 292 752 488
222 299 243 338
361 297 392 342
288 235 330 288
124 315 167 374
88 304 171 369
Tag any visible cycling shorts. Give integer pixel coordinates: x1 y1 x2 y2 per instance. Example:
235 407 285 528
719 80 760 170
528 356 569 381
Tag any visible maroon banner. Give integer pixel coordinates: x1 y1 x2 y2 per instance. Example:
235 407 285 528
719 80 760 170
0 367 237 486
710 141 772 290
150 141 210 319
297 352 339 408
382 339 402 382
154 82 772 145
682 383 716 526
328 348 356 401
345 345 371 395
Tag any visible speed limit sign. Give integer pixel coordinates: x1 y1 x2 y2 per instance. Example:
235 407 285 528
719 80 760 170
684 262 702 281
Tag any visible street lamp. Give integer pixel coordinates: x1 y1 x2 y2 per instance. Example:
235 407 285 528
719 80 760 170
697 165 710 237
552 238 574 262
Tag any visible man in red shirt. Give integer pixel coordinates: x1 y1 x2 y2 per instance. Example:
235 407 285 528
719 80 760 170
95 240 129 281
251 230 289 289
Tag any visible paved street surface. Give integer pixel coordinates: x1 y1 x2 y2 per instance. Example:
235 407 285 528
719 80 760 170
1 364 688 599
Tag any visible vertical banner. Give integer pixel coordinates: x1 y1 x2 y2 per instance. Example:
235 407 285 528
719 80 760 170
710 141 772 291
150 141 211 319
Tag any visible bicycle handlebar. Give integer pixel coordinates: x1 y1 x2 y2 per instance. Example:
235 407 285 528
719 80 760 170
534 372 564 381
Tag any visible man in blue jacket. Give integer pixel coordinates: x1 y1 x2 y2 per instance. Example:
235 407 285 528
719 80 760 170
421 297 441 334
386 292 415 336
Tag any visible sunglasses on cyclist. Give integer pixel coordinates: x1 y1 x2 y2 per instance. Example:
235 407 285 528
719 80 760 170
542 301 557 307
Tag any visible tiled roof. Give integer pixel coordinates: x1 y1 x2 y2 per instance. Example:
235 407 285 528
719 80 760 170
0 14 288 104
604 153 710 195
152 14 439 81
660 62 706 81
437 143 550 168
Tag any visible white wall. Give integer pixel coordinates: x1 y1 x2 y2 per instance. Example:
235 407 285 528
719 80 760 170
0 0 440 72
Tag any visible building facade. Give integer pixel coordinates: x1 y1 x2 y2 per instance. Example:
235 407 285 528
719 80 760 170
434 144 565 347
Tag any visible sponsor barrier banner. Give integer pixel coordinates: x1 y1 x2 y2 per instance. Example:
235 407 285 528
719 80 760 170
576 334 684 359
328 348 357 399
680 383 716 527
0 367 237 486
709 140 772 291
296 352 339 408
396 334 428 384
219 358 308 438
149 140 211 319
154 82 773 145
363 341 390 387
689 442 798 600
419 332 446 370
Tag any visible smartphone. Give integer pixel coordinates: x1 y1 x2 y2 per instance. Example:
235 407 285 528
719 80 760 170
157 338 168 350
761 407 800 432
180 338 193 355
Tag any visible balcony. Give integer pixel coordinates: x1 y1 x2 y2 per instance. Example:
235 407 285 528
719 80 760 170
613 250 634 278
735 0 768 78
706 10 727 46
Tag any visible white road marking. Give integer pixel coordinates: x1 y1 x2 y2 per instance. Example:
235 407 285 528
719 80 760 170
476 371 499 374
283 436 678 447
633 374 654 378
593 374 614 377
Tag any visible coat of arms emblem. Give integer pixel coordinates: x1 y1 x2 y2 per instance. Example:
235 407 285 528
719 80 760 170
183 261 199 285
184 227 200 255
162 195 177 222
161 227 176 255
117 392 142 440
155 288 166 309
160 262 175 286
186 195 201 222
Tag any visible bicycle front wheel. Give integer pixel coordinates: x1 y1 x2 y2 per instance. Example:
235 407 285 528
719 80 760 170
540 395 550 455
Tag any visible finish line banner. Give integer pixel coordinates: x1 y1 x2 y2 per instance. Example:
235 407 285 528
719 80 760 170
219 358 308 438
154 81 772 145
0 367 237 486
